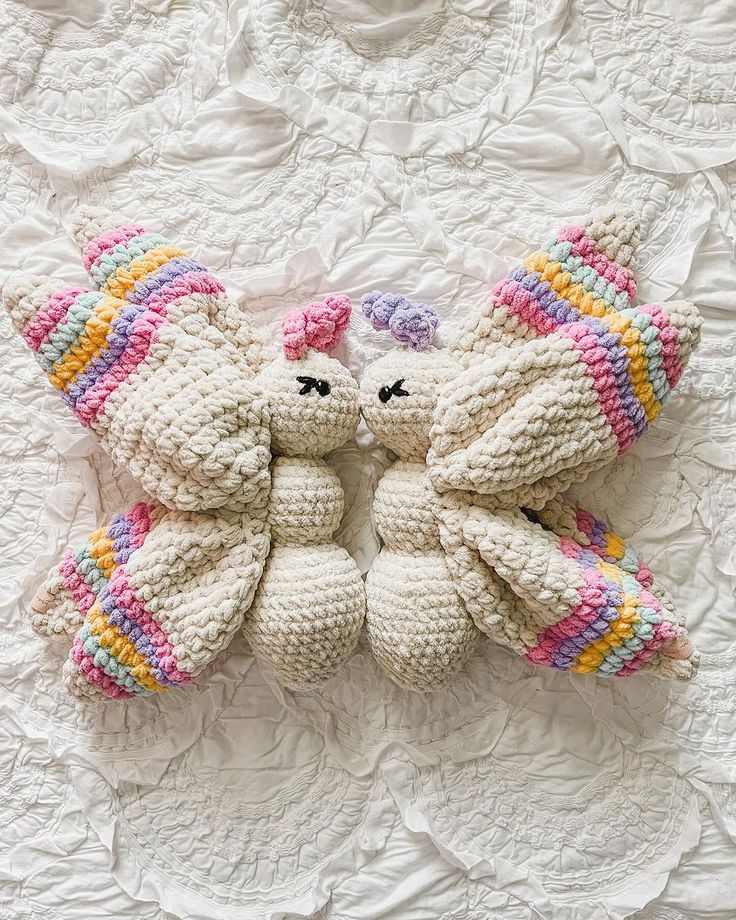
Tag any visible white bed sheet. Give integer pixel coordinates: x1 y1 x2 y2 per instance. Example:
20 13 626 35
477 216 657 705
1 1 736 918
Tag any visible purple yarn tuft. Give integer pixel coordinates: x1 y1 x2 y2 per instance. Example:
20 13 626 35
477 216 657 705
360 290 439 351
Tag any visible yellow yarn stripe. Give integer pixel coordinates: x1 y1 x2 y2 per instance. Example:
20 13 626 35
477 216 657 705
86 607 165 693
570 557 641 673
605 314 659 422
604 532 625 561
47 297 122 390
523 252 661 422
88 534 117 580
525 253 612 320
101 245 188 301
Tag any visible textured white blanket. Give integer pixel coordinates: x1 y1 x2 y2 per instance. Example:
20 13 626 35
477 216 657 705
1 2 736 918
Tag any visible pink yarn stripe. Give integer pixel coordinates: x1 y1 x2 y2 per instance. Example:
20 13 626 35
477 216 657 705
82 223 151 273
59 552 98 617
615 621 677 677
636 304 682 389
577 244 637 300
23 286 88 351
77 313 165 426
526 568 605 667
492 278 556 335
559 535 583 561
573 508 654 587
573 507 596 541
556 225 637 299
490 286 636 452
107 570 191 684
562 323 637 453
140 271 225 314
69 637 134 700
635 562 654 588
127 502 152 551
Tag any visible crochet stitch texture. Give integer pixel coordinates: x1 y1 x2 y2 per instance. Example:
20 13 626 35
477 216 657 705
360 206 701 691
5 207 365 700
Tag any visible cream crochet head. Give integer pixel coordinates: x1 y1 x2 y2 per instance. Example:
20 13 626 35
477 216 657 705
361 347 458 462
256 295 359 459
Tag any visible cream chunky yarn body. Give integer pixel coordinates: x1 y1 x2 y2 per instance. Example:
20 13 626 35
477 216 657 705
244 347 365 689
4 208 364 700
362 349 477 690
360 207 702 692
245 456 365 689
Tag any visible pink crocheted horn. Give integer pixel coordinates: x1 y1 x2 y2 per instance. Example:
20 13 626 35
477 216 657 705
282 295 352 361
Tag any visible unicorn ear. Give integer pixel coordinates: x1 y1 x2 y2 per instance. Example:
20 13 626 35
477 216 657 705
449 206 641 360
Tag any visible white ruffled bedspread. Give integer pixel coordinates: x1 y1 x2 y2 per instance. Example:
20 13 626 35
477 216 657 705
2 2 736 918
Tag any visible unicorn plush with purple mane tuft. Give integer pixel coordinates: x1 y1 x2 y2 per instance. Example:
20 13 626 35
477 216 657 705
359 206 701 692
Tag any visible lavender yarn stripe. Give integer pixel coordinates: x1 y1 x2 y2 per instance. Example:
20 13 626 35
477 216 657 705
98 581 179 689
63 303 151 409
126 257 217 307
511 265 649 439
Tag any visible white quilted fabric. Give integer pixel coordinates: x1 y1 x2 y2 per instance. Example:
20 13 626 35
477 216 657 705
2 1 736 918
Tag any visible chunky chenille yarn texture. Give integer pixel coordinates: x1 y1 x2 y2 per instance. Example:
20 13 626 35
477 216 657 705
360 207 701 692
4 208 365 700
243 302 366 689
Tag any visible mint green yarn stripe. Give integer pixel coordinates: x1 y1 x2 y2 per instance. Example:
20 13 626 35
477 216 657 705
597 623 637 674
560 252 630 310
620 308 671 403
619 572 664 611
597 617 652 674
37 293 106 371
90 232 168 290
620 572 642 594
72 543 109 594
544 238 634 311
79 623 150 696
598 633 649 674
596 572 664 674
618 545 643 576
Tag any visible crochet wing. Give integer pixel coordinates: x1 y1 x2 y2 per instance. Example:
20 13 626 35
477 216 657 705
4 206 270 512
427 206 701 679
4 207 275 700
33 501 269 700
429 208 701 509
436 495 697 680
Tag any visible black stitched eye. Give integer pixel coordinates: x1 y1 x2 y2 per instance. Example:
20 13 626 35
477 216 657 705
379 379 409 403
297 375 331 397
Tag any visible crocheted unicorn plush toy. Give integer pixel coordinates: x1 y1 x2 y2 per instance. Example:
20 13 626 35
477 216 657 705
360 207 702 692
4 207 365 700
